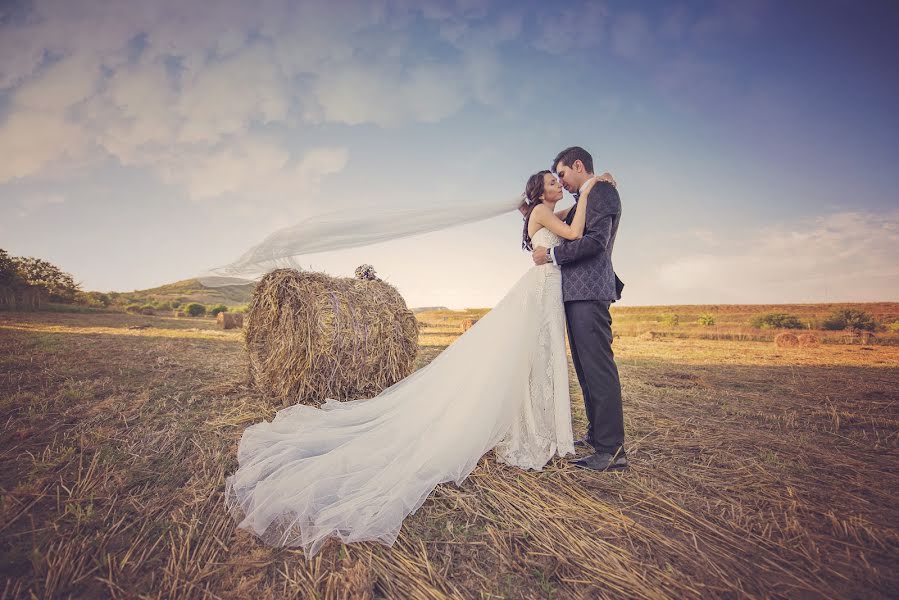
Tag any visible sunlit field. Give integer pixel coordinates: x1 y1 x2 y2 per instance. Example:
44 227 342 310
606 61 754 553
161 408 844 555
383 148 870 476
1 306 897 599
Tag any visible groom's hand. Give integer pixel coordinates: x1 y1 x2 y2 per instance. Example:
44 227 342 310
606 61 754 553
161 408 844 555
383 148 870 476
532 246 549 265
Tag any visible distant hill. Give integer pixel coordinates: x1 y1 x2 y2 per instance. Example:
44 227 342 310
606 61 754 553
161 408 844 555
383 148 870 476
117 277 256 306
412 306 450 313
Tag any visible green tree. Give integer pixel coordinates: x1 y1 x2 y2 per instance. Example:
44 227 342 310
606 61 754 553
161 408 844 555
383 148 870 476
0 249 22 286
698 313 716 326
12 256 81 303
209 304 228 316
184 302 206 317
822 309 877 332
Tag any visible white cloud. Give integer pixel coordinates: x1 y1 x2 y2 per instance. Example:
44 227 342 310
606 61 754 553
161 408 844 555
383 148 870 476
657 211 899 302
0 109 85 181
13 54 100 110
177 44 290 144
532 2 608 55
312 61 470 127
155 137 348 217
0 0 510 190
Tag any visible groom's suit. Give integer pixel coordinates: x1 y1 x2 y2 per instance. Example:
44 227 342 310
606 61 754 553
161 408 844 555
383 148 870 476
555 181 625 454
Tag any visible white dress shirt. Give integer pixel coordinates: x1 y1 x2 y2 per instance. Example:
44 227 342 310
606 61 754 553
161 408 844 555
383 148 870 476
549 177 593 266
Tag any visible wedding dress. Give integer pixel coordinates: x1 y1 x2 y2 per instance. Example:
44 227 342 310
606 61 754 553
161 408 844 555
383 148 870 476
224 227 574 558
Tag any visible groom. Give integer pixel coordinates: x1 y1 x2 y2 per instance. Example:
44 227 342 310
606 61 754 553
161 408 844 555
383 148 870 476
532 146 626 471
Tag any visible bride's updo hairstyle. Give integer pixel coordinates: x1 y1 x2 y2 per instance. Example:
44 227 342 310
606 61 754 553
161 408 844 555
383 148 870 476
522 170 551 251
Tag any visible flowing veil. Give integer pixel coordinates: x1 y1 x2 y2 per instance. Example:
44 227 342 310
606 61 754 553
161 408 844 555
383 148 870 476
198 194 527 285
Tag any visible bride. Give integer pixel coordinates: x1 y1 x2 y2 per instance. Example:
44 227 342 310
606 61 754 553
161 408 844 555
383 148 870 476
224 171 611 558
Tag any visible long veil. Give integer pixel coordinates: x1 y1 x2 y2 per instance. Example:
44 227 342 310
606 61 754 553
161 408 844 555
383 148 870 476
198 194 526 286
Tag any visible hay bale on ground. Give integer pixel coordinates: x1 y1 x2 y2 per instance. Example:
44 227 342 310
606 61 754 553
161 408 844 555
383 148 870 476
217 312 243 329
174 310 187 317
460 318 478 332
774 332 800 347
245 268 419 406
798 333 820 347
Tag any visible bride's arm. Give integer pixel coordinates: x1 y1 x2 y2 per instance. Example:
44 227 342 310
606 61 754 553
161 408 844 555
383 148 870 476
532 193 590 241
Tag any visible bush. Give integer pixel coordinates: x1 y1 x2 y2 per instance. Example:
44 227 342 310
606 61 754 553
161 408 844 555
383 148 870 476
232 304 250 314
750 312 803 329
76 291 112 308
888 320 899 333
698 313 715 326
660 313 680 327
124 303 142 314
183 302 206 317
821 309 877 332
170 300 181 309
209 304 228 317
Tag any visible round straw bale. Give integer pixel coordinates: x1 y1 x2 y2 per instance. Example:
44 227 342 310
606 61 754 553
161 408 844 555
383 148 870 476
217 312 242 329
797 332 820 347
774 332 800 347
245 268 419 405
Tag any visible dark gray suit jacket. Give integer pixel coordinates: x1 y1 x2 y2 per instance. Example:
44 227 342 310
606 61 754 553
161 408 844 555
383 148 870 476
554 181 623 303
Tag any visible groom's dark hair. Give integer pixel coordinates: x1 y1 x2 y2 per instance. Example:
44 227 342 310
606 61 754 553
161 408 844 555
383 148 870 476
552 146 593 174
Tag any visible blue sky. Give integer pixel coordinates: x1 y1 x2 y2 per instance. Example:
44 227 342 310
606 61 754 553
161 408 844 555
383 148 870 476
1 0 897 308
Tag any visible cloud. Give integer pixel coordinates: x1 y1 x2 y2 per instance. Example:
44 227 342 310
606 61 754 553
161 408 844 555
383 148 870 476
0 109 85 181
532 2 609 55
0 0 514 191
176 44 290 144
155 137 348 219
657 211 899 302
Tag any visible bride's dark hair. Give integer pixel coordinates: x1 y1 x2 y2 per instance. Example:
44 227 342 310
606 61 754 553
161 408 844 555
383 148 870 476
522 170 551 251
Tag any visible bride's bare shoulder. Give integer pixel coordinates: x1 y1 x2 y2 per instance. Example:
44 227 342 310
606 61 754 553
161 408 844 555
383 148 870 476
528 204 551 235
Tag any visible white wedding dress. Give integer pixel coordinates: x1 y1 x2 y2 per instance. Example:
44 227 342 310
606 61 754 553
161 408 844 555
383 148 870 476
224 227 574 557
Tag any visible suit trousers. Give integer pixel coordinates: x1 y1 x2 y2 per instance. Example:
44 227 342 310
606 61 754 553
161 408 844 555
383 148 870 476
564 300 624 453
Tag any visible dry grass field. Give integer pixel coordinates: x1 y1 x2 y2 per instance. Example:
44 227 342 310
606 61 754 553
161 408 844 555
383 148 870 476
1 307 897 599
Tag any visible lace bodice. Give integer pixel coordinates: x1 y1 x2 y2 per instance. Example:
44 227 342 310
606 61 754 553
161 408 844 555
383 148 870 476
531 227 562 250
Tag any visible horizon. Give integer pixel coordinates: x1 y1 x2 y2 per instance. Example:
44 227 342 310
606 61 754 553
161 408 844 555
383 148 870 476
1 0 898 309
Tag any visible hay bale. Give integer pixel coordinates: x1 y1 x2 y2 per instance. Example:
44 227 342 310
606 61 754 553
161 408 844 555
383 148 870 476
174 310 187 317
217 312 243 329
774 332 800 347
797 332 820 347
245 268 419 405
460 318 478 332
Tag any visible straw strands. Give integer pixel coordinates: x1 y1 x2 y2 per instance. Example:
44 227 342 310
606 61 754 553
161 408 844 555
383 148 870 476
244 268 418 405
1 310 897 598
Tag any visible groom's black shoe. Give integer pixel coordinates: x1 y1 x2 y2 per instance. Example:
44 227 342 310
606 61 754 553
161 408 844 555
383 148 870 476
570 450 628 472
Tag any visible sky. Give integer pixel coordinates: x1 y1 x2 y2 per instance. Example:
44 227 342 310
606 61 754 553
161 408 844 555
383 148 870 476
1 0 897 308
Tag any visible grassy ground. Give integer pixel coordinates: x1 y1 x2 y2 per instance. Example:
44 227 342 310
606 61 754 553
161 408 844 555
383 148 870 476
1 309 897 599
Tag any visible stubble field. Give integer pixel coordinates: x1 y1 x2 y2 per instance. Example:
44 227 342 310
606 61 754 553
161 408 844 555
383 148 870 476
1 307 897 599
